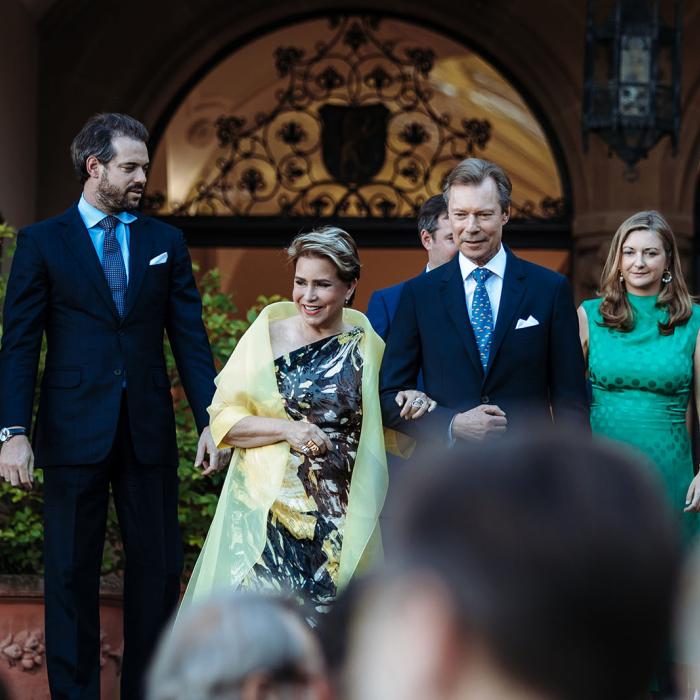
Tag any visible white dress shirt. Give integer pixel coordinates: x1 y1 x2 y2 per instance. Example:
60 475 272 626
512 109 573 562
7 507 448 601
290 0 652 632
458 245 507 323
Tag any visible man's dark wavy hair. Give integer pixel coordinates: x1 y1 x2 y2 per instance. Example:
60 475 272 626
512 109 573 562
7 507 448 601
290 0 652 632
70 113 148 184
417 194 448 240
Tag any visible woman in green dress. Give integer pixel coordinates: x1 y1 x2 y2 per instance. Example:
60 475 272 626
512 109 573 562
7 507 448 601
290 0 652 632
578 210 700 545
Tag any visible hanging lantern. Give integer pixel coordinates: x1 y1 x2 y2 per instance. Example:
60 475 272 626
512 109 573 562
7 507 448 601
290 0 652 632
582 0 682 181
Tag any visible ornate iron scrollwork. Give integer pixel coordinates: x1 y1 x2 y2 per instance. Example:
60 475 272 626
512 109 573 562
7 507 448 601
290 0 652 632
147 15 566 222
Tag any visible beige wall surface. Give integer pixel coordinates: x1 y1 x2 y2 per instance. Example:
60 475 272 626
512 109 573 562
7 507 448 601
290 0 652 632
0 0 37 230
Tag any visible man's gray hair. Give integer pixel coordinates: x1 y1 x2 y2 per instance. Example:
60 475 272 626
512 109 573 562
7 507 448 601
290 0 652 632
443 157 512 213
147 592 313 700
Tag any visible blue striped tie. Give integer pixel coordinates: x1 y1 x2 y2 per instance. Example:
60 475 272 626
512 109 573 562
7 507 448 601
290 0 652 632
471 268 494 370
99 216 127 317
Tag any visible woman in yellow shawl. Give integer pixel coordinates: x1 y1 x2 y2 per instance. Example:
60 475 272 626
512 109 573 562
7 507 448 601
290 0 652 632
181 227 418 620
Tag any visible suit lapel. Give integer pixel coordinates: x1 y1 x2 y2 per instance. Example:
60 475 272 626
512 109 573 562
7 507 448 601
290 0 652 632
485 249 526 377
59 206 120 319
440 256 483 375
123 215 150 318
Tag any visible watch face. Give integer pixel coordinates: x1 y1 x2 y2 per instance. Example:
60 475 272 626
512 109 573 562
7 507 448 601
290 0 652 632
0 429 8 442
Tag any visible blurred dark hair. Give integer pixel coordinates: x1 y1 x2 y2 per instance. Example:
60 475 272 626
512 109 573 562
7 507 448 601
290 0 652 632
70 113 149 184
317 572 377 681
417 195 448 239
391 429 681 700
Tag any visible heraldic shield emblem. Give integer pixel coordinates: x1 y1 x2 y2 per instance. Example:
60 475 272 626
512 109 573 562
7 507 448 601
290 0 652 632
319 104 390 186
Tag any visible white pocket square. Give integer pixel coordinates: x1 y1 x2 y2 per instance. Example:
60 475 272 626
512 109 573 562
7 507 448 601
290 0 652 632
515 315 539 330
149 252 168 266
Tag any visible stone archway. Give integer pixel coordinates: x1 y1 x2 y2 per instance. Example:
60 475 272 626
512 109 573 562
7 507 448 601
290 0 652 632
144 14 573 244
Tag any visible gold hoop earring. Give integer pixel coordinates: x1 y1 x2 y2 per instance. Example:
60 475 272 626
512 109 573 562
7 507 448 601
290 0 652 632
661 269 673 284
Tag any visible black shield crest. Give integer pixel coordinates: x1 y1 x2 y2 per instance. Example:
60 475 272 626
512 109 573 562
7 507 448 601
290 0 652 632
319 104 389 185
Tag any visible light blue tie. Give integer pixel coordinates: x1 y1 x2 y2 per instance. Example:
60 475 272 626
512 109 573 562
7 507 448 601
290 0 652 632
471 268 494 370
99 215 128 317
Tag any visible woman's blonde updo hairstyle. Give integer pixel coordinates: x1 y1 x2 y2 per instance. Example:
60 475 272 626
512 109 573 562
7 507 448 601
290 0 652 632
287 227 361 305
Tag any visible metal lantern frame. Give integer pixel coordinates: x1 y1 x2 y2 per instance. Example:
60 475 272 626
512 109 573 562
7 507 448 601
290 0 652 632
582 0 682 180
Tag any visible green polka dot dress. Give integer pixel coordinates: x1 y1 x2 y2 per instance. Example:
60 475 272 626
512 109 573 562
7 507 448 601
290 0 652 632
583 294 700 544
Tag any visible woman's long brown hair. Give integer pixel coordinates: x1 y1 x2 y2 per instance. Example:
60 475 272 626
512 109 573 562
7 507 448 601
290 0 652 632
598 210 692 335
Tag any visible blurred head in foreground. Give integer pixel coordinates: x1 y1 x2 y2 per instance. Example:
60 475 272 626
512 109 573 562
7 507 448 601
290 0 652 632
147 592 328 700
347 431 681 700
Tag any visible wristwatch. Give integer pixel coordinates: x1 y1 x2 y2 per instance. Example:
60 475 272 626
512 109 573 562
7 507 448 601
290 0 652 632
0 427 27 443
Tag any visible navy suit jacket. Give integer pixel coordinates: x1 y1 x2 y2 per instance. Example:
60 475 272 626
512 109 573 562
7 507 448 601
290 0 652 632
379 248 589 443
0 204 216 467
366 280 406 341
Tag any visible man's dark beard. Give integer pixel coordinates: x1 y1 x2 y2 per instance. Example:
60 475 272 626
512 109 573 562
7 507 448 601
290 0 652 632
96 173 142 213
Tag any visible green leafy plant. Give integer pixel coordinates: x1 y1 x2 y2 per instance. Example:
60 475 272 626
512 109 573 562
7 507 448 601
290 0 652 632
167 270 283 576
0 221 16 308
0 229 284 578
0 222 45 573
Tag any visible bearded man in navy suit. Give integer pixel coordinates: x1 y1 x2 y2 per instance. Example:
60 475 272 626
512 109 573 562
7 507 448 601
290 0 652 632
366 194 457 341
379 158 588 445
0 113 229 700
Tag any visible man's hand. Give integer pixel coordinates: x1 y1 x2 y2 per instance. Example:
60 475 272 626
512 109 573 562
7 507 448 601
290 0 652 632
395 390 437 420
0 435 35 490
451 405 507 441
195 426 232 477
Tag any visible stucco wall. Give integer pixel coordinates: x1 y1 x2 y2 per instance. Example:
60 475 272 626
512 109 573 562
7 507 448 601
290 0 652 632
0 0 37 230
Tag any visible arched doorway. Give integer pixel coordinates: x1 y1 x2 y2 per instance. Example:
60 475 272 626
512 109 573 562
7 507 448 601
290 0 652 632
144 14 572 312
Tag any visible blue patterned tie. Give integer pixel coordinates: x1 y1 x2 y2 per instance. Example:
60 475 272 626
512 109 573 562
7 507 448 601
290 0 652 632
99 215 127 317
471 268 494 370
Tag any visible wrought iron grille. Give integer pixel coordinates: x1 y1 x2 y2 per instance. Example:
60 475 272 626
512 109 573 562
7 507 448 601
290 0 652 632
145 15 568 223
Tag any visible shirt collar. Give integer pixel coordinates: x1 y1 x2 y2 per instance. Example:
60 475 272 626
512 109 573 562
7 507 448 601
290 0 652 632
459 245 507 281
78 195 137 229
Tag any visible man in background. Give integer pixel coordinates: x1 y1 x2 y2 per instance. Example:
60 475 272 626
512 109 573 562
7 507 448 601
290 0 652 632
366 194 456 340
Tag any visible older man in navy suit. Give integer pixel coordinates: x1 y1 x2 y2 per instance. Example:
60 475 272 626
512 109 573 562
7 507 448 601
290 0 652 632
0 113 228 700
366 194 456 341
380 158 588 445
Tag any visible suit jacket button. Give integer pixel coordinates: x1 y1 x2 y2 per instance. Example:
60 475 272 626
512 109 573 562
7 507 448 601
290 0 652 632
481 395 490 404
114 369 122 376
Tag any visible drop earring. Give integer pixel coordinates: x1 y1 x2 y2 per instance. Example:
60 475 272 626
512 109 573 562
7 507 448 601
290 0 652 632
618 270 625 284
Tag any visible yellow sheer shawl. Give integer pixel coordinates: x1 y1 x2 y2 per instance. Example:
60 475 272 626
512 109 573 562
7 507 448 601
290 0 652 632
180 301 389 608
